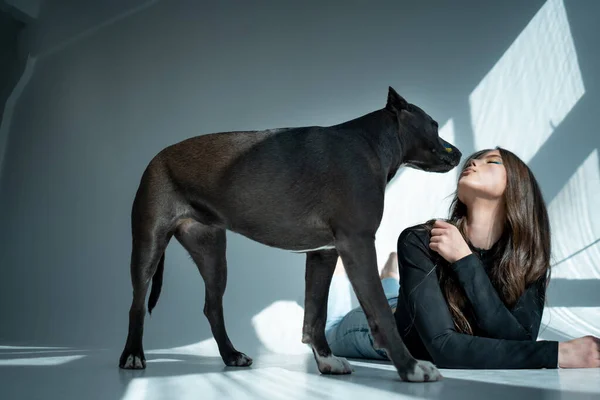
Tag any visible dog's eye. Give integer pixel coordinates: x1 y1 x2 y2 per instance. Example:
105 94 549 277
431 148 437 154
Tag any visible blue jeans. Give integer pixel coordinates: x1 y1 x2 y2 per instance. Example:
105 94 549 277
324 276 400 360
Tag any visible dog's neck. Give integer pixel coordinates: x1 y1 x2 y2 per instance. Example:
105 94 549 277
335 109 405 183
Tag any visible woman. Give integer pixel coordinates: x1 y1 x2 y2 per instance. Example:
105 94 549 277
325 147 600 369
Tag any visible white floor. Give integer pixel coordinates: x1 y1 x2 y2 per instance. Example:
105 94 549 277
1 346 599 400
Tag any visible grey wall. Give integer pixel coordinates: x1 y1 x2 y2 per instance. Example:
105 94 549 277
0 0 598 355
4 0 41 19
0 3 28 181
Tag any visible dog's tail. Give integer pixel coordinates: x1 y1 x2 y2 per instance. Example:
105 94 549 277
148 252 165 315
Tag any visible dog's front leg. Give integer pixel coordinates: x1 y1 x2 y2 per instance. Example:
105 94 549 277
301 249 352 374
336 232 442 382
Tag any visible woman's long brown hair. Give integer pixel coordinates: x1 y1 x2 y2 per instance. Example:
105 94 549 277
429 147 552 334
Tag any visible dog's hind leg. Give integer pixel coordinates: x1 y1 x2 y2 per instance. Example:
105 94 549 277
335 231 442 382
175 220 252 367
301 249 353 374
119 160 176 370
119 214 172 369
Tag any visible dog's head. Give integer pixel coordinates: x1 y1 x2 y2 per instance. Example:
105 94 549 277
385 86 462 172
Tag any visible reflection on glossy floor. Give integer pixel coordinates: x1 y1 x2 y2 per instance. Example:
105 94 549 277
1 345 599 400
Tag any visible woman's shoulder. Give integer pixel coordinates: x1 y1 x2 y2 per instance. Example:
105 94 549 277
396 220 443 270
397 220 438 247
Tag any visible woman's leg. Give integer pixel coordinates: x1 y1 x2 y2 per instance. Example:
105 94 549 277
380 251 400 299
325 276 353 334
324 258 354 335
325 253 401 360
382 278 401 301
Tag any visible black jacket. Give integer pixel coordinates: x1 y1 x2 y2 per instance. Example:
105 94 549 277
393 224 558 369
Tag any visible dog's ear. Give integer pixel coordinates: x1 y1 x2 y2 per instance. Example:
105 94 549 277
386 86 408 113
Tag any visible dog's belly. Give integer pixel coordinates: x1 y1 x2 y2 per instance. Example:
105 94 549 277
179 189 338 252
244 234 335 253
182 199 336 252
224 214 336 252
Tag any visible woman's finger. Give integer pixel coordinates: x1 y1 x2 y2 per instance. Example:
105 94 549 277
435 219 453 228
430 228 445 236
430 236 442 243
433 220 446 228
433 220 450 229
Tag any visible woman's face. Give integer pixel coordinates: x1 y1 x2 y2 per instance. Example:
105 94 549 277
457 150 507 204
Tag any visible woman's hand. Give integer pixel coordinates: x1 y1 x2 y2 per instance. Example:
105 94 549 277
429 220 472 263
558 336 600 368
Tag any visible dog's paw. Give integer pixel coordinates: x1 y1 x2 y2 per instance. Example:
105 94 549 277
404 360 442 382
315 353 353 375
120 354 146 370
224 351 253 367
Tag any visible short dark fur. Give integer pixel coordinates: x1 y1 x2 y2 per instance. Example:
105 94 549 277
119 87 462 380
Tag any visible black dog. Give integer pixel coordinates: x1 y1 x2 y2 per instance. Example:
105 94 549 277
119 87 461 382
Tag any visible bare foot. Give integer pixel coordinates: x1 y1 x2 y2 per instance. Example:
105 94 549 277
380 252 399 280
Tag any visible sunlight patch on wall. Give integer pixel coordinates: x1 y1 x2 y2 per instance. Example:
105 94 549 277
469 0 584 163
251 300 311 355
550 242 600 281
548 149 600 278
542 307 600 339
541 149 600 339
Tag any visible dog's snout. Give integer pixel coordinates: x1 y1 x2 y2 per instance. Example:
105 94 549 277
438 139 462 165
450 147 462 164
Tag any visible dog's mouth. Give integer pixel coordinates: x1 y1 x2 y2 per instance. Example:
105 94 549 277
429 160 458 172
433 150 462 170
405 158 457 172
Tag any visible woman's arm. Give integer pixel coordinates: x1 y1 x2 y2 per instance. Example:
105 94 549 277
428 220 547 340
396 229 558 369
450 253 547 340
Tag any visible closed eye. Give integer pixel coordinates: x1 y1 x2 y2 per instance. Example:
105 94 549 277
488 160 502 164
